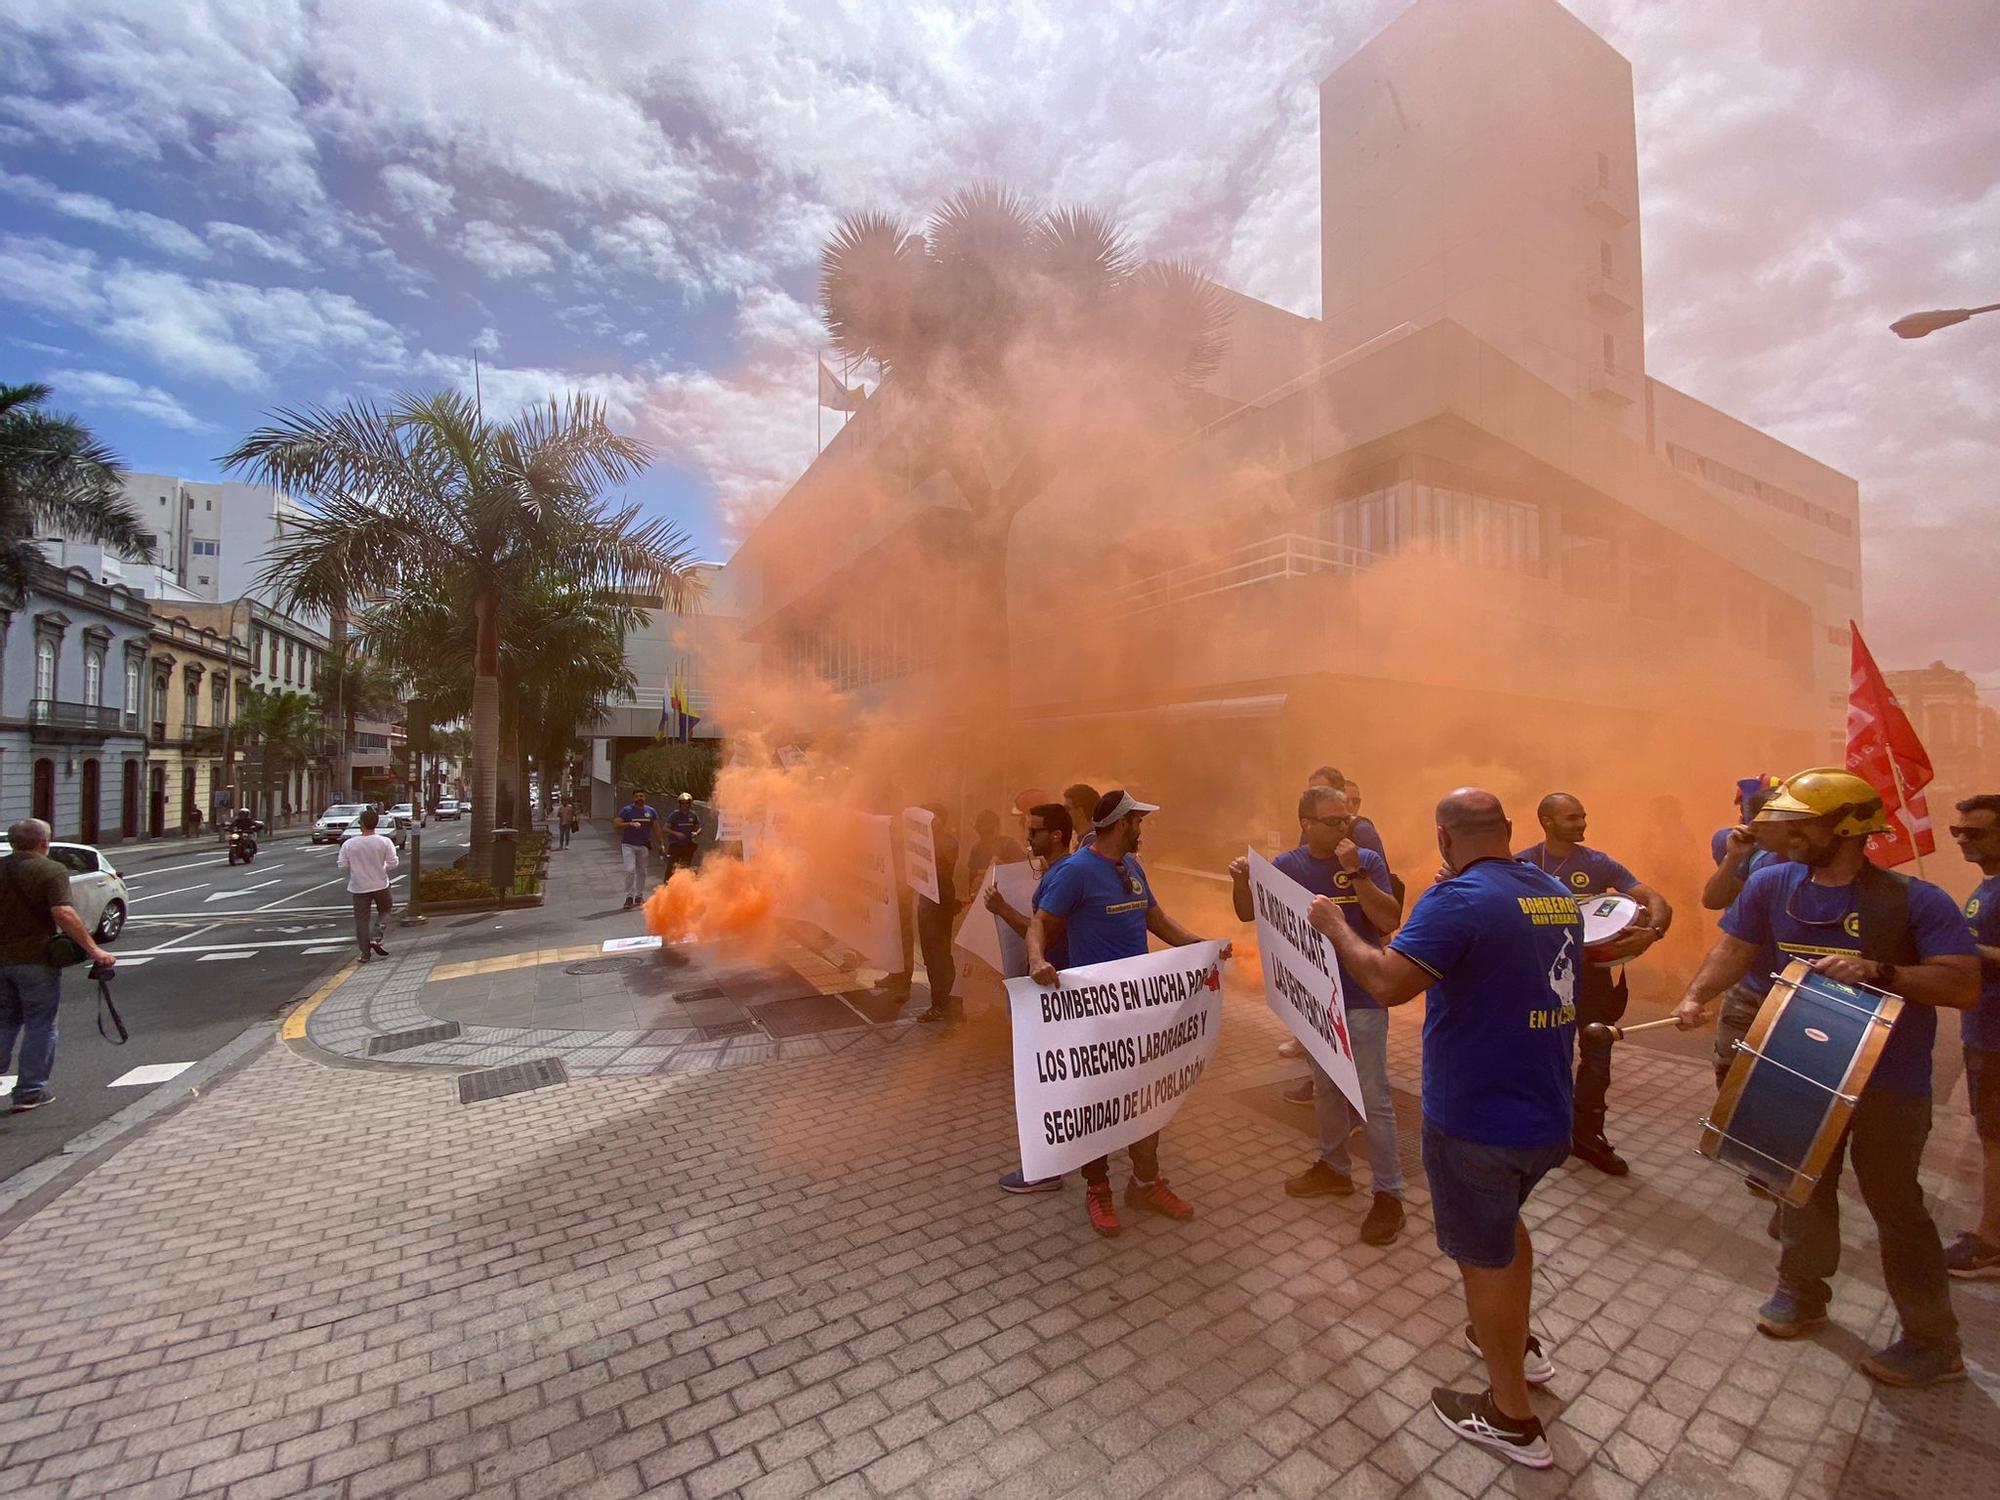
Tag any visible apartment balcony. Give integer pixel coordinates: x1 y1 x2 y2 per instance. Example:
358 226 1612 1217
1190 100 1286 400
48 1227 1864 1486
29 699 136 741
1580 179 1635 225
1585 270 1635 312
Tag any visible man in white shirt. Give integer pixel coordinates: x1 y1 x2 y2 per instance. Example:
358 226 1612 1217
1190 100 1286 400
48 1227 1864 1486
338 808 400 963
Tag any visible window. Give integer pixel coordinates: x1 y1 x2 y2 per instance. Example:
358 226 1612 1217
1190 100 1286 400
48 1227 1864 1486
34 639 54 701
284 640 294 683
191 539 219 557
184 678 199 728
1602 333 1616 373
212 678 226 727
85 649 103 706
152 675 168 728
124 659 141 718
196 576 210 587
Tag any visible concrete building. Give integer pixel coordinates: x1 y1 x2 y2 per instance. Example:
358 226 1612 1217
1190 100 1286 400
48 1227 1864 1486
0 565 153 845
175 600 338 820
142 611 238 839
1884 662 2000 898
107 472 313 606
723 0 1861 857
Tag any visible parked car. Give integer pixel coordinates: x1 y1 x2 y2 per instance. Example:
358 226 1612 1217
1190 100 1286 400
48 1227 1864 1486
388 802 420 829
46 842 131 942
341 819 406 850
312 804 368 843
432 799 464 820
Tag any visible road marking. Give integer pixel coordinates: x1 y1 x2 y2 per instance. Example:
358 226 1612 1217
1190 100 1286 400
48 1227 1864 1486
259 873 350 909
130 904 367 921
115 936 379 957
128 883 211 903
122 856 230 880
197 951 254 961
303 945 348 955
280 960 357 1041
110 956 153 966
428 944 599 982
109 1062 195 1087
204 879 282 902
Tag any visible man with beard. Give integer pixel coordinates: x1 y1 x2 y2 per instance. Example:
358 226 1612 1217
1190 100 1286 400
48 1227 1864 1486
1674 768 1976 1387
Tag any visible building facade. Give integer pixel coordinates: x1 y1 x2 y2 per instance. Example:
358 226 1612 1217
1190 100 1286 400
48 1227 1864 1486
110 473 314 606
175 600 335 820
0 565 153 845
143 612 239 838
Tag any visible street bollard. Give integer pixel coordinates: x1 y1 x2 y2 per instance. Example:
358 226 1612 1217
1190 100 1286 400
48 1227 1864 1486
491 827 518 910
399 823 428 927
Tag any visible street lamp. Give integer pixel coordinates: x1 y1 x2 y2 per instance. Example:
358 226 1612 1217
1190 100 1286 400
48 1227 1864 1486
216 593 257 836
1890 302 2000 339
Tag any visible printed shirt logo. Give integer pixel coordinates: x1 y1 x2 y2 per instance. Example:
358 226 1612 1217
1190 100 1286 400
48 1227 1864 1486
1334 871 1353 889
1842 912 1862 938
1968 897 1983 920
1548 930 1578 1008
1570 871 1590 888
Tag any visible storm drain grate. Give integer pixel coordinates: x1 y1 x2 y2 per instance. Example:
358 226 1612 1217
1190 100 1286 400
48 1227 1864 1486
563 957 652 976
367 1022 463 1056
699 1020 760 1041
458 1057 569 1104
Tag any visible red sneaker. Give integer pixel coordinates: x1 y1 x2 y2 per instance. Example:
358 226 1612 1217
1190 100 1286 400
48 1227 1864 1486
1124 1177 1194 1221
1085 1182 1122 1236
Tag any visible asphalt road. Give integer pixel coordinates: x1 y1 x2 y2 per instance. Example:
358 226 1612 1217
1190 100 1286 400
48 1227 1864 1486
0 820 472 1185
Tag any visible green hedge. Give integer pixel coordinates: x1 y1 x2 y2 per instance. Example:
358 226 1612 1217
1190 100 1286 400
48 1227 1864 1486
616 742 718 801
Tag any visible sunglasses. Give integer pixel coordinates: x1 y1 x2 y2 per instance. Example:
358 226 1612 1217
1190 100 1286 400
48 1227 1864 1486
1949 824 2000 838
1303 815 1351 829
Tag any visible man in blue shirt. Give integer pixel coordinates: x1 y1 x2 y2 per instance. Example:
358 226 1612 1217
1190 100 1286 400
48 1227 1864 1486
1517 792 1672 1176
663 793 702 872
1028 789 1226 1238
1674 768 1977 1388
614 790 660 910
1231 784 1406 1246
1946 794 2000 1279
1702 781 1789 1087
1311 787 1578 1468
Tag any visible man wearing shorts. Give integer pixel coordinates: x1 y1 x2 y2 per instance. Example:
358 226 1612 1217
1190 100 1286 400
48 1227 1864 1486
1308 787 1578 1468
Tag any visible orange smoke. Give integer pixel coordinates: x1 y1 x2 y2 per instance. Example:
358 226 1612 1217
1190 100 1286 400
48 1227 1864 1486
645 852 784 951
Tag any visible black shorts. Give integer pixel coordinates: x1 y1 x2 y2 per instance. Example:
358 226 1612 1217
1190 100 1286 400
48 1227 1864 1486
1966 1046 2000 1144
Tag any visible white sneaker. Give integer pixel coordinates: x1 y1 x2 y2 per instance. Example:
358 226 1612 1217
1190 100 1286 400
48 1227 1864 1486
1462 1324 1556 1385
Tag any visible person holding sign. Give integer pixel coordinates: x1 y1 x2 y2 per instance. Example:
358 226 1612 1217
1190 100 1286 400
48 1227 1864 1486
1231 784 1407 1246
988 802 1075 1195
1308 788 1580 1469
1029 789 1225 1236
914 804 962 1023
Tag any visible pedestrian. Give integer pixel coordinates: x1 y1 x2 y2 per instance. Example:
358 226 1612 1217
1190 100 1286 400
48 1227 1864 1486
1062 783 1100 853
986 801 1074 1195
915 803 962 1023
1028 789 1226 1235
1674 768 1976 1387
1339 775 1390 865
664 792 701 873
1231 784 1407 1245
1701 779 1789 1088
0 818 118 1113
338 808 398 964
963 809 1024 896
1517 792 1672 1176
557 791 578 850
614 789 659 910
1309 788 1581 1468
1946 794 2000 1280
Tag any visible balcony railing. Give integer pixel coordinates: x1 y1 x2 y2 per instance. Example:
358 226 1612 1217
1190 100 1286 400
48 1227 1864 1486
30 699 132 735
1103 533 1379 619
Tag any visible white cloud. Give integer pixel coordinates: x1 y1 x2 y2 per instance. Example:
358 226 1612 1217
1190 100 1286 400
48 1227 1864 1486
379 163 455 234
203 221 311 270
458 220 558 280
0 168 208 259
46 368 211 431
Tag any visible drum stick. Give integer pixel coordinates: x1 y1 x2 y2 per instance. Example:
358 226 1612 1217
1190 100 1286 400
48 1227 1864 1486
1580 1017 1682 1044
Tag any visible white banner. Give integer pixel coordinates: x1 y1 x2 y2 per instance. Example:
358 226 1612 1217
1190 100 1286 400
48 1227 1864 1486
1008 941 1228 1180
799 810 903 973
955 860 1040 978
901 806 940 903
717 809 743 843
1246 848 1364 1118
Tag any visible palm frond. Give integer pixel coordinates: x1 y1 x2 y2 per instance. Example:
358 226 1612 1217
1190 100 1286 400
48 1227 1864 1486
1113 258 1235 390
820 210 923 372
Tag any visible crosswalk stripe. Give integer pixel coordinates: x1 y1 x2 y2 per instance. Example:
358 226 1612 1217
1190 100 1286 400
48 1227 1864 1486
196 951 254 961
109 1062 195 1087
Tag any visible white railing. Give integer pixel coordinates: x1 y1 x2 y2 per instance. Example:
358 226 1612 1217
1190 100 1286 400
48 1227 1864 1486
1101 532 1380 619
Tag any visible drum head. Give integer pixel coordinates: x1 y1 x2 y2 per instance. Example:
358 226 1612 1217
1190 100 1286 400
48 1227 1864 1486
1575 892 1639 948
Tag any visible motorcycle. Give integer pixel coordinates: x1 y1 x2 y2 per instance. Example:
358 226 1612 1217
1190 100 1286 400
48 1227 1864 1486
226 820 265 865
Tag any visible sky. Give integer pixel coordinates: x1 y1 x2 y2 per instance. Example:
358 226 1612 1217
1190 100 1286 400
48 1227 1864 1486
2 0 1995 679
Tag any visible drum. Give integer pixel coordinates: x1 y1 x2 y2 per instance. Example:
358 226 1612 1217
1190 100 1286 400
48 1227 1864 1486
1575 892 1641 966
1698 959 1903 1207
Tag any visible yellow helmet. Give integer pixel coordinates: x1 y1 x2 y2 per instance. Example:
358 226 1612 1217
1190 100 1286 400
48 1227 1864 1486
1753 767 1890 837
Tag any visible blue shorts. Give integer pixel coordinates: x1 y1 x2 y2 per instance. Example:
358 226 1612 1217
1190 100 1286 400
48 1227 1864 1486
1421 1117 1568 1270
1967 1047 2000 1144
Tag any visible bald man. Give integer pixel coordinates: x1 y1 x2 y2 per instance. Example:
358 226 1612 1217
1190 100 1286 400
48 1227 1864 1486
1308 789 1580 1468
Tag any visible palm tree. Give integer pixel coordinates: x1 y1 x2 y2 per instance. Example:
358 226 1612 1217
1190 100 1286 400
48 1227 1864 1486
233 687 323 822
223 391 697 880
819 187 1231 788
0 381 154 594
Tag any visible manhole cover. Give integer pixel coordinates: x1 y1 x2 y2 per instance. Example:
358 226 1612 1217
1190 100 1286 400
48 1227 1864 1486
367 1021 463 1056
563 957 651 975
751 994 868 1038
700 1020 760 1041
458 1057 569 1104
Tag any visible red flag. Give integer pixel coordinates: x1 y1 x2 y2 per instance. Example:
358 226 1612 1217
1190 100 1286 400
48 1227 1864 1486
1846 621 1936 867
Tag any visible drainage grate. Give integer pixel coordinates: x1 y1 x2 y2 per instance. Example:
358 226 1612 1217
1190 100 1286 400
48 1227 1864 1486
563 957 652 976
457 1056 569 1104
751 994 869 1038
700 1020 760 1041
366 1021 463 1056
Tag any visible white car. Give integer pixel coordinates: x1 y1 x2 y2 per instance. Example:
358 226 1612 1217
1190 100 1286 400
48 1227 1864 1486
432 799 464 820
341 819 406 850
47 842 131 942
388 802 420 828
312 804 368 843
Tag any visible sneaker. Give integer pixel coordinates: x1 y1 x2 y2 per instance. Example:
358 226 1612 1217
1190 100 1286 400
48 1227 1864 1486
622 897 635 910
1860 1336 1967 1388
1429 1387 1551 1469
1360 1192 1405 1246
369 940 388 957
1282 1077 1315 1105
1755 1289 1828 1339
915 1004 957 1023
998 1170 1063 1194
1285 1160 1355 1198
356 952 372 965
1462 1324 1556 1385
7 1088 53 1113
1570 1133 1629 1175
1125 1176 1194 1221
1086 1182 1121 1236
1276 1038 1304 1058
1944 1231 2000 1280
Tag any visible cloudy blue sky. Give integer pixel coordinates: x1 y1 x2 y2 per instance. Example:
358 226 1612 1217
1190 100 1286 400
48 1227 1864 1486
3 0 1995 676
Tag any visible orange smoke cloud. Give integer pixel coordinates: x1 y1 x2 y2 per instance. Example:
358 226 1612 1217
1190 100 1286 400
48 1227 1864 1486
644 853 783 951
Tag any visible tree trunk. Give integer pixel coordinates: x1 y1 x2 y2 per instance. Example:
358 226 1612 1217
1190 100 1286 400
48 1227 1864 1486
496 673 522 831
471 589 502 883
330 600 352 802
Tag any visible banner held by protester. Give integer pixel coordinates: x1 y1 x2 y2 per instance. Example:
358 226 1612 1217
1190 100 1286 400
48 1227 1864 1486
1246 848 1365 1118
901 806 940 903
955 859 1039 978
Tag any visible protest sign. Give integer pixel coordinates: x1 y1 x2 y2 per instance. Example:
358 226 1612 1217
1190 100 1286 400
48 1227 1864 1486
716 808 743 844
901 806 940 903
798 810 903 972
955 860 1040 978
1246 848 1364 1117
1007 941 1227 1180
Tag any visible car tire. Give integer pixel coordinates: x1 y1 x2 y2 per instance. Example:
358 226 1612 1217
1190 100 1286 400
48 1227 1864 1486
97 900 126 942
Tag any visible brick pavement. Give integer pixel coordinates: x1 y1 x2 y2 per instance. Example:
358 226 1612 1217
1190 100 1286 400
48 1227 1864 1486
0 950 1993 1498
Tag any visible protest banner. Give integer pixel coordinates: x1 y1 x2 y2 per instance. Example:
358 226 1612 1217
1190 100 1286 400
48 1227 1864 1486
1245 848 1364 1117
901 806 940 903
954 860 1040 978
797 810 903 972
1007 941 1227 1180
716 808 743 844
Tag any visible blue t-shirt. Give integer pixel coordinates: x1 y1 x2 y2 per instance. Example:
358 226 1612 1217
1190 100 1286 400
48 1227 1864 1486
1515 842 1639 898
1033 847 1156 968
1962 875 2000 1051
618 804 658 848
1028 853 1073 971
1721 864 1975 1094
1389 857 1581 1148
1273 845 1394 1010
1350 817 1387 865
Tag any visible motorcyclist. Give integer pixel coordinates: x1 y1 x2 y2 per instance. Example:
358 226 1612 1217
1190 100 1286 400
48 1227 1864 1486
229 807 260 860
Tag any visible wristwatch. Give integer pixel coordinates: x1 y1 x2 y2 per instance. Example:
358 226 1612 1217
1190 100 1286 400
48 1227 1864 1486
1875 961 1898 987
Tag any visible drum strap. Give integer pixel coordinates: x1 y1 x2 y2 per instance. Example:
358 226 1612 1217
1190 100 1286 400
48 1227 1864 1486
1854 865 1919 967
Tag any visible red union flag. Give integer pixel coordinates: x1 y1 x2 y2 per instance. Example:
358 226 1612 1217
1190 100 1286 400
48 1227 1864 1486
1846 621 1935 867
